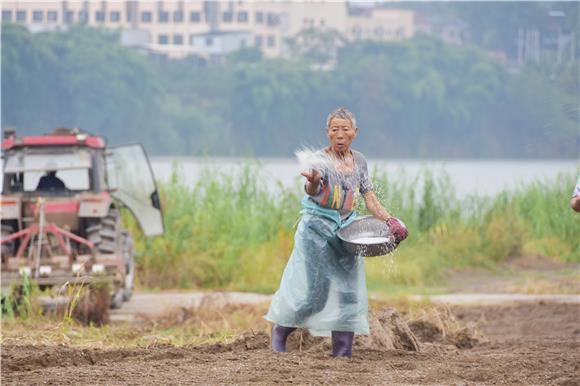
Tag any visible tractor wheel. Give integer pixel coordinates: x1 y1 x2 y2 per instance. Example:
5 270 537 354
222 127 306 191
121 231 135 302
110 286 124 310
86 208 119 254
1 224 15 261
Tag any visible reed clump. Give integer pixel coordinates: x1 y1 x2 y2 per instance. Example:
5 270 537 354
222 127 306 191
125 164 579 293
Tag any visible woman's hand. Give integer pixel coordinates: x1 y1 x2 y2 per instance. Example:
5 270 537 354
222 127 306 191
363 191 408 243
386 217 408 243
301 169 322 195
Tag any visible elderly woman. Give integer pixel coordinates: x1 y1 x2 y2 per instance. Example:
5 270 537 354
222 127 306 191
264 107 407 358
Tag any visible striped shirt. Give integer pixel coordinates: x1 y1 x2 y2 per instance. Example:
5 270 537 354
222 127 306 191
306 149 373 218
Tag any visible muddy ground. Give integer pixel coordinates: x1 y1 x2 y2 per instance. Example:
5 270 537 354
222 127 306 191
2 302 579 385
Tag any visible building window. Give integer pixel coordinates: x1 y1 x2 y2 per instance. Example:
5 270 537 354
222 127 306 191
375 27 384 38
222 11 233 23
267 35 275 47
238 11 248 23
141 11 152 23
190 11 201 22
95 11 105 22
78 11 88 23
158 11 169 23
2 10 12 22
255 11 263 24
267 13 279 27
47 11 58 22
32 10 43 23
64 11 74 23
205 37 213 46
16 10 27 22
173 11 183 22
174 34 183 45
158 34 169 45
110 11 120 22
189 35 195 45
255 35 263 47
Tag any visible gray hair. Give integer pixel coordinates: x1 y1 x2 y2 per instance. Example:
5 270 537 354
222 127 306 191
326 107 356 129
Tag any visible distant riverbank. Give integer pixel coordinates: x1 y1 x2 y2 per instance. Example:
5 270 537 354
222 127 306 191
150 157 578 199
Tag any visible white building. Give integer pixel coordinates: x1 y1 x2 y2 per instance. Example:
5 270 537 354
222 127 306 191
2 1 415 60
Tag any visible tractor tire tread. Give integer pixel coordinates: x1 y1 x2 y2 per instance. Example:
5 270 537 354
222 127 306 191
99 228 117 240
98 241 116 254
88 234 102 245
85 224 102 234
101 218 117 228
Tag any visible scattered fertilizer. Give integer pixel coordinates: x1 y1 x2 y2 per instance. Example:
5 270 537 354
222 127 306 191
351 236 390 244
295 147 332 171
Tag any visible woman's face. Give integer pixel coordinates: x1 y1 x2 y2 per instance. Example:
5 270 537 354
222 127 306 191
327 117 358 153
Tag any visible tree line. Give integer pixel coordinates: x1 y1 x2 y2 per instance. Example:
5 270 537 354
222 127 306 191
2 24 578 158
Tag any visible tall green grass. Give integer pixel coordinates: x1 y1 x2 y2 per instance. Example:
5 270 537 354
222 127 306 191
365 170 579 291
126 164 579 293
126 162 301 291
1 274 40 320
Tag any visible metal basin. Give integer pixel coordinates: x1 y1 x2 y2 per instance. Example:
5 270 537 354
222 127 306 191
338 215 397 257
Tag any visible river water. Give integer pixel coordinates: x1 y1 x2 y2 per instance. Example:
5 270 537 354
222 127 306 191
150 157 578 199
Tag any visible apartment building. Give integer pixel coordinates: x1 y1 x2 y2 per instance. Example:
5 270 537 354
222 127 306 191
347 8 414 42
414 13 469 46
2 1 413 60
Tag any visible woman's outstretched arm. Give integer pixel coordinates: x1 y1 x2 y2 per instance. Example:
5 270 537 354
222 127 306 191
362 191 392 221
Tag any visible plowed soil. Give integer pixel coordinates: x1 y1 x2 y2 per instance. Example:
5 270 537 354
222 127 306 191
2 302 579 385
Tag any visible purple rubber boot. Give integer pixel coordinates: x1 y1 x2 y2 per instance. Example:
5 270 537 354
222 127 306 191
331 331 354 358
271 324 296 353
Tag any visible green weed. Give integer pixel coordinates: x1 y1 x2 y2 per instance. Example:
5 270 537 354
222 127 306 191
1 274 42 321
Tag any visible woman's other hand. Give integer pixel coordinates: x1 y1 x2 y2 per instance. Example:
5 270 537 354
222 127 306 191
363 191 408 243
386 217 408 243
301 169 322 195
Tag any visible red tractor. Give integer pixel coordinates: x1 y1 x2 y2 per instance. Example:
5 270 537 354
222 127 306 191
1 128 164 309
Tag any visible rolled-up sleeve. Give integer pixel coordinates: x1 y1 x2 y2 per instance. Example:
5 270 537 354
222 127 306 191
358 156 373 194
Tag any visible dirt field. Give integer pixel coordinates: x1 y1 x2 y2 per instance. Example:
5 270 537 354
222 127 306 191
2 302 579 385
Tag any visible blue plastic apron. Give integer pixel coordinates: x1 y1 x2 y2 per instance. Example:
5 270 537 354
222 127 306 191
264 196 369 336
